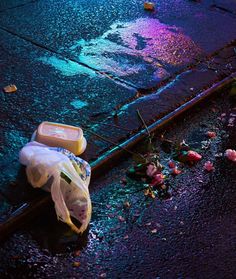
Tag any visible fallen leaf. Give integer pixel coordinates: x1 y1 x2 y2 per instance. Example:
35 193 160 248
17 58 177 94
3 84 17 93
72 261 81 267
144 2 155 11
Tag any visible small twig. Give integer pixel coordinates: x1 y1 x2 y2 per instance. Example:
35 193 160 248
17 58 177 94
81 126 147 161
136 109 151 139
89 120 132 132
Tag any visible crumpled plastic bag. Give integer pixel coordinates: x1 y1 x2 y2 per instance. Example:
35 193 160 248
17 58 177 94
19 141 92 234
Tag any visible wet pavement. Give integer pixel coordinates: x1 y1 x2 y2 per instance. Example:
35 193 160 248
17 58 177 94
0 0 236 277
0 88 235 278
1 0 236 87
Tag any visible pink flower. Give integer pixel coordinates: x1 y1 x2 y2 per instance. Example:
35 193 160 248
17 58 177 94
204 161 214 172
146 163 158 177
225 149 236 162
171 167 182 175
168 160 175 168
207 131 216 138
150 173 165 187
186 150 202 162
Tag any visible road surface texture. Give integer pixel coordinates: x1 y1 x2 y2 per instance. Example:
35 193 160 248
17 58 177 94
0 0 236 278
0 86 236 278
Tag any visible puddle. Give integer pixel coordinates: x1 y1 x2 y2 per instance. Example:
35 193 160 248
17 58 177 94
69 18 202 79
38 56 96 77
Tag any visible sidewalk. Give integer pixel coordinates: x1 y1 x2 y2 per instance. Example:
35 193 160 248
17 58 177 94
0 0 236 253
1 0 236 220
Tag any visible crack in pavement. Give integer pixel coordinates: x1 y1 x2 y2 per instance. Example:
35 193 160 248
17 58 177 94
211 4 236 16
0 0 39 13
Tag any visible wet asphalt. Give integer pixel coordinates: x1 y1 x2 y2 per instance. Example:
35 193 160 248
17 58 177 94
0 0 236 278
0 88 235 279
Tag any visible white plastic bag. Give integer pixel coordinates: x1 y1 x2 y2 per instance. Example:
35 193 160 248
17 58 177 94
19 141 92 234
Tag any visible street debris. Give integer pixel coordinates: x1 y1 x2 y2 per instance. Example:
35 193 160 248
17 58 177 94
171 167 182 175
118 215 125 222
123 201 131 208
185 150 202 162
34 121 87 156
3 84 17 93
207 131 217 139
204 161 214 172
144 2 155 11
72 261 81 267
225 149 236 162
19 141 92 234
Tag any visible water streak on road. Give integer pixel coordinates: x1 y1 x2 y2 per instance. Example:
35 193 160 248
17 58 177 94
69 18 202 79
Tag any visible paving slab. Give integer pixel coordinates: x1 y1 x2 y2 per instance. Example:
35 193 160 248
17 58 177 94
0 28 136 206
0 0 236 88
0 0 34 12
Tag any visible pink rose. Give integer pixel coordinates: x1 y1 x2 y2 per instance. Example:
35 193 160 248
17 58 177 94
207 131 216 138
204 161 214 172
146 164 158 177
150 173 165 187
186 150 202 162
225 149 236 162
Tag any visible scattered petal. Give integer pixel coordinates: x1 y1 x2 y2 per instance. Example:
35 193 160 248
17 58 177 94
100 273 107 278
225 149 236 162
124 235 129 240
168 160 176 168
186 150 202 162
204 161 214 172
123 201 131 208
150 173 165 187
161 184 167 190
207 131 216 138
146 163 158 177
215 153 223 158
72 261 81 267
151 229 157 234
118 216 125 222
171 167 182 175
145 222 152 226
74 250 81 257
